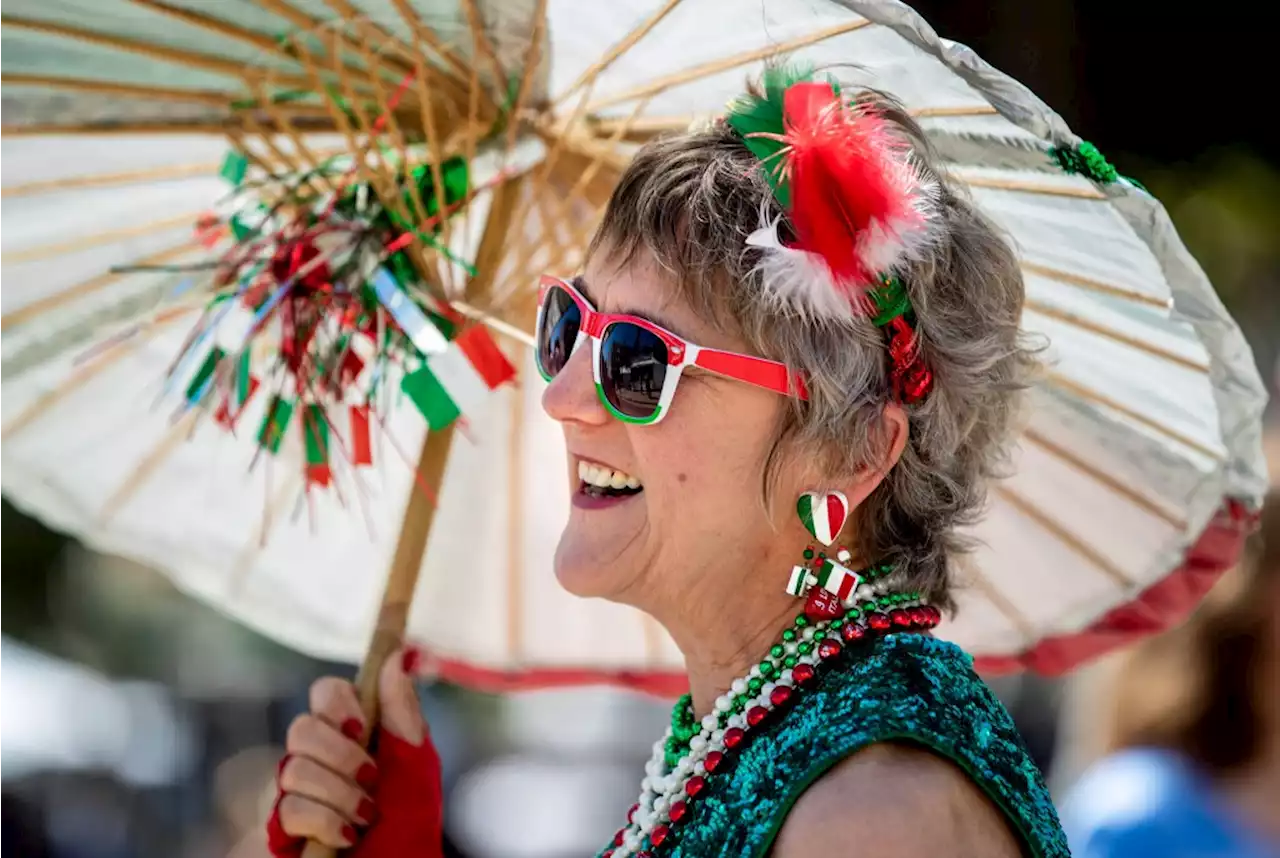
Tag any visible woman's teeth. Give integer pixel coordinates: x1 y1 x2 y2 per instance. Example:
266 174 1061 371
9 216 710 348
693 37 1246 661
578 460 642 493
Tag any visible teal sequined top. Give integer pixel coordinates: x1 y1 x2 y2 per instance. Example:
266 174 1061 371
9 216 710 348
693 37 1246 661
610 633 1070 857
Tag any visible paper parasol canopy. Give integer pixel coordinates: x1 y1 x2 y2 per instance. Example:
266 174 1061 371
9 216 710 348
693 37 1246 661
1 0 1270 702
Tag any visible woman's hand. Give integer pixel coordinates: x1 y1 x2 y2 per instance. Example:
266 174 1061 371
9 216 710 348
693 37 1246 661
268 647 443 857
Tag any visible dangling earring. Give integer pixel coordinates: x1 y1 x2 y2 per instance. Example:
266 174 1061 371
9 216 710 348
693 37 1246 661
785 490 860 621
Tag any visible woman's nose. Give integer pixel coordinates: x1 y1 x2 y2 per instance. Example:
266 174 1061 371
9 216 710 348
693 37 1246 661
541 336 609 426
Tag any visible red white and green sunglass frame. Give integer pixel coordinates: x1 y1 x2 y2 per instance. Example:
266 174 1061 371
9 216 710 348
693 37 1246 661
535 275 808 425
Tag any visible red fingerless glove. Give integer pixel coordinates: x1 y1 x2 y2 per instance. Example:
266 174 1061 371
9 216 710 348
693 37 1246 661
351 728 444 857
266 729 444 857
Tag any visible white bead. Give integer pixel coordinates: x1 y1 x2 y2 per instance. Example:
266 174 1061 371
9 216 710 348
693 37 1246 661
641 776 653 791
701 714 719 732
654 796 668 813
731 678 747 695
689 735 708 752
779 669 794 685
785 641 799 655
838 549 852 562
761 682 777 699
694 760 707 775
749 663 762 679
728 713 745 729
645 759 662 777
711 729 724 744
714 695 732 713
677 757 693 775
802 626 816 641
625 831 641 849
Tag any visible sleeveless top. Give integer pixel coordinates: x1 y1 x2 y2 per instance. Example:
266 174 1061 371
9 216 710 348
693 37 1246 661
610 633 1070 857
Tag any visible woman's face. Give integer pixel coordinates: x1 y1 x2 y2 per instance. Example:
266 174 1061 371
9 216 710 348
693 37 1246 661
541 253 805 612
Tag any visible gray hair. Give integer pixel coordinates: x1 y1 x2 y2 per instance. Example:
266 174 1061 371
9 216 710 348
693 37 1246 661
587 89 1038 611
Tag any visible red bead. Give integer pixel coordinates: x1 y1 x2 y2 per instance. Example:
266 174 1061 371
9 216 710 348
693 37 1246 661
867 612 891 631
769 685 794 707
704 751 724 772
651 824 670 846
669 800 688 823
904 366 933 402
614 828 626 846
909 606 928 626
686 775 706 797
602 852 613 858
929 605 943 624
747 706 768 727
890 608 912 628
804 586 843 621
627 803 639 823
818 640 842 660
792 663 816 684
841 623 865 643
637 852 653 858
723 727 745 749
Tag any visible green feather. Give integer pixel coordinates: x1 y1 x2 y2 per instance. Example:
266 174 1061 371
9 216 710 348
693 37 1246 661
724 64 841 209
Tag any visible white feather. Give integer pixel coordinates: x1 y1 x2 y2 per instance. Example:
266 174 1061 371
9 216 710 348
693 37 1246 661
746 215 858 322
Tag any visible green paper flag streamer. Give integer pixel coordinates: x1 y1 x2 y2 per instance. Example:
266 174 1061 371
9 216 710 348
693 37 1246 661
220 150 249 186
258 396 294 454
185 347 225 403
401 365 460 431
302 403 331 486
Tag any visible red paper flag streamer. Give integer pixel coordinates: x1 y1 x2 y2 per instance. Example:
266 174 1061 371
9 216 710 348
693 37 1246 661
350 404 373 466
455 325 516 389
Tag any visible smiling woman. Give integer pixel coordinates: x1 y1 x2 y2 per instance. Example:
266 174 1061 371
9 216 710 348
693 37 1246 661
269 65 1072 858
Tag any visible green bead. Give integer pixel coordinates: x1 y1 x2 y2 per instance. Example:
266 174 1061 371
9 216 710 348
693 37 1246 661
784 656 798 668
813 630 826 642
735 694 749 709
770 644 785 659
794 615 809 627
782 629 797 642
798 642 813 655
831 619 845 630
760 661 776 677
803 548 814 559
748 678 763 694
846 607 862 618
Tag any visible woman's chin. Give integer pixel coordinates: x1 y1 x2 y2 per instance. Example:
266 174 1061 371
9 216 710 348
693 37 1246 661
552 541 626 600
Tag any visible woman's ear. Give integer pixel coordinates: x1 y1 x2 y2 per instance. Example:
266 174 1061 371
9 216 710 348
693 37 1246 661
841 403 909 509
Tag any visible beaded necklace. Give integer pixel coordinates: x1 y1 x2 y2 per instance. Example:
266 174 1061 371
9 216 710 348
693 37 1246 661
605 576 941 857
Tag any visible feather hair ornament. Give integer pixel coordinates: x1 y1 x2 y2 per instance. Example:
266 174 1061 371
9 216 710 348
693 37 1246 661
728 70 937 322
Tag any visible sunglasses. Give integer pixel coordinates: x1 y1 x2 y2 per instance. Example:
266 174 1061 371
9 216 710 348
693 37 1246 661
535 276 807 425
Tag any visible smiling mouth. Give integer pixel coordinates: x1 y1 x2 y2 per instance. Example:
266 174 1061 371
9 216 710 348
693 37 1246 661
577 459 643 499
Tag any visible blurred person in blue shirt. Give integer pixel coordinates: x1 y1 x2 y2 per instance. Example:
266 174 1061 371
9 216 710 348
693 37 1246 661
1062 490 1280 857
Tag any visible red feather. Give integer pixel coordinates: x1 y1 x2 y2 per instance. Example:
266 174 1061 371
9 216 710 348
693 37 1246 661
782 82 925 302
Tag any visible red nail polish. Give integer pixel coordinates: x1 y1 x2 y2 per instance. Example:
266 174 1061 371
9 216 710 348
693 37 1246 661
357 797 378 824
340 718 363 740
342 823 358 844
356 762 378 787
401 647 422 674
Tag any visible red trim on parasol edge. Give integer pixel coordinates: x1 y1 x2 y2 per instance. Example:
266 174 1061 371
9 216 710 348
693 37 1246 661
973 497 1257 676
403 498 1257 696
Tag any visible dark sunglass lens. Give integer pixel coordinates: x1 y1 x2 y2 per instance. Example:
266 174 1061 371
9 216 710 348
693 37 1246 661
537 287 581 377
600 323 668 420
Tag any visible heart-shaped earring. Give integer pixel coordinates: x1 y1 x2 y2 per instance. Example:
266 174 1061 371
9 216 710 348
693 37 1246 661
797 491 849 547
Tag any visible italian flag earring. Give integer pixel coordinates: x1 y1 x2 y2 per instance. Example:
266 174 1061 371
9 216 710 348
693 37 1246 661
786 491 861 621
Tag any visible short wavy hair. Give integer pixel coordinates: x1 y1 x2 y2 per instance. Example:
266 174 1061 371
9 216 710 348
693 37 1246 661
586 85 1038 610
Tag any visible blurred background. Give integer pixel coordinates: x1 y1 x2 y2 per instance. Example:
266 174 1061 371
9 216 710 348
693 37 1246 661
3 1 1278 856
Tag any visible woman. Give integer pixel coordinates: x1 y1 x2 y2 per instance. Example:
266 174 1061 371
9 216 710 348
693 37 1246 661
1061 490 1280 857
267 69 1070 857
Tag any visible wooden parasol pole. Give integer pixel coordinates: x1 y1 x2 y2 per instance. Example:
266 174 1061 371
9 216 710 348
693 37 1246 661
299 167 527 858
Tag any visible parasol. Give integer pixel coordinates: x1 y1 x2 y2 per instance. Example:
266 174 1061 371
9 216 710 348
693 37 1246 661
2 0 1269 711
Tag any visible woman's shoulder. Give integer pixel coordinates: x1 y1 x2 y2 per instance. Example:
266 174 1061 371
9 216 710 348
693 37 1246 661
1060 748 1260 858
772 742 1024 858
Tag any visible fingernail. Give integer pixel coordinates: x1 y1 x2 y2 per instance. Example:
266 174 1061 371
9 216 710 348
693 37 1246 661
341 823 358 845
401 646 422 674
356 762 379 788
357 797 378 824
340 718 364 740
